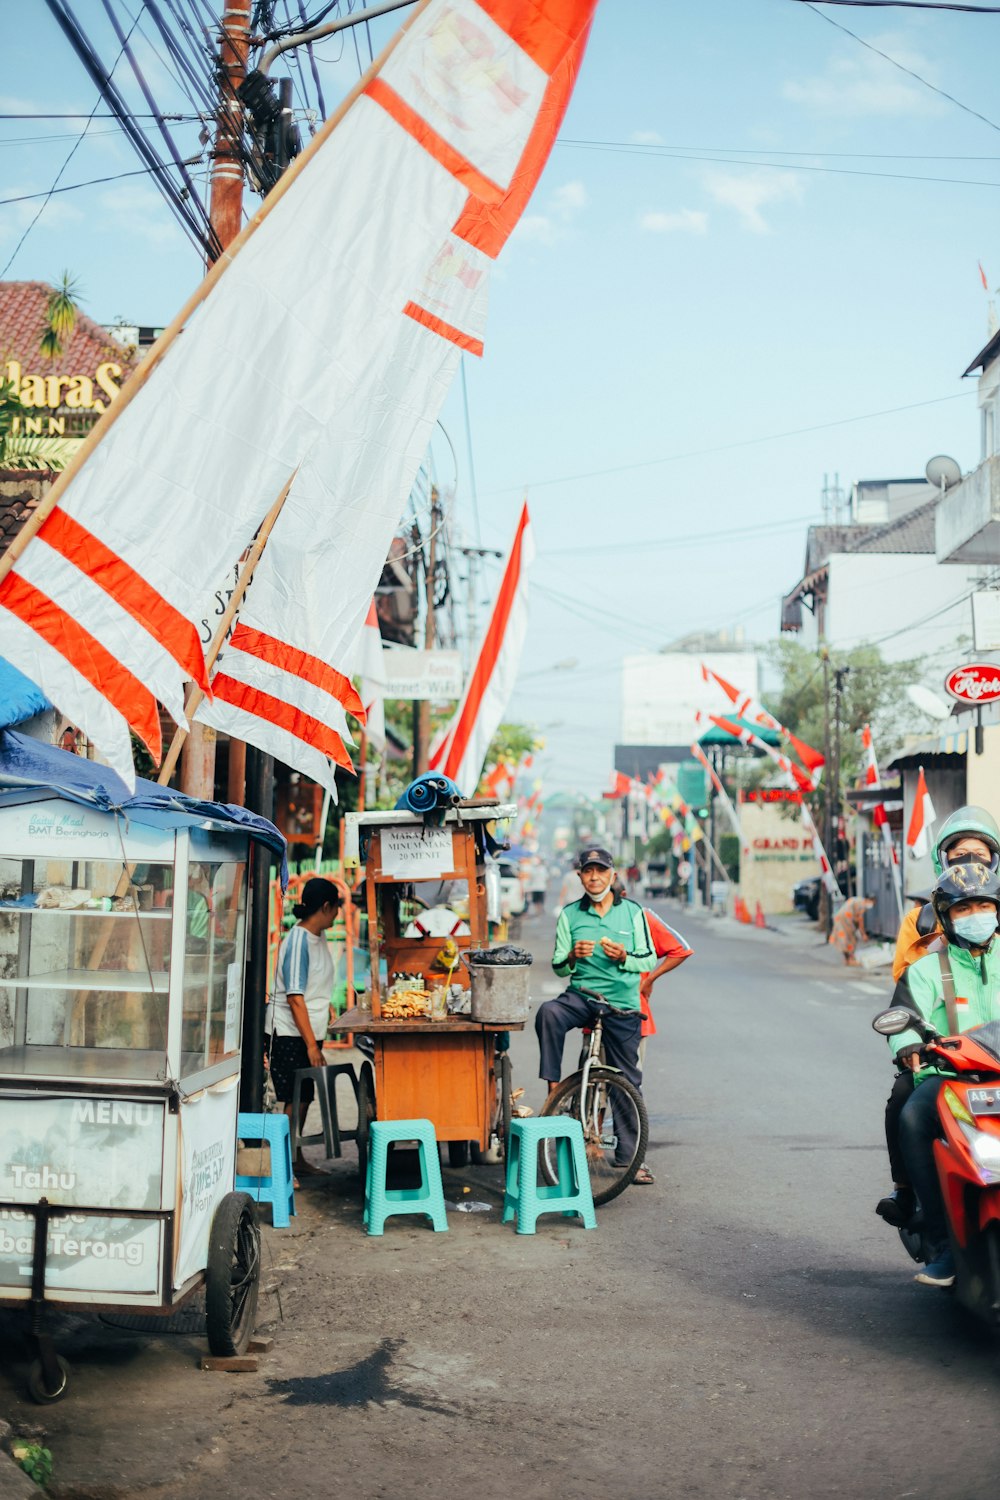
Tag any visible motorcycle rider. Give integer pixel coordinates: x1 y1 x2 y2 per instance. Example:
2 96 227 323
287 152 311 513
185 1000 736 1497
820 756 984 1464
876 806 1000 1228
889 862 1000 1287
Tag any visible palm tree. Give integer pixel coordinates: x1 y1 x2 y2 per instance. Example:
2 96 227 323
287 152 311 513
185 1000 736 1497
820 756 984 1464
38 272 82 360
0 376 72 473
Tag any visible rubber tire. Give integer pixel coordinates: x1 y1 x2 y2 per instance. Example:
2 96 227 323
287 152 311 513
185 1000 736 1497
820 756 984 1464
356 1062 375 1183
540 1069 649 1207
499 1052 512 1159
448 1140 471 1168
205 1191 260 1357
27 1354 69 1404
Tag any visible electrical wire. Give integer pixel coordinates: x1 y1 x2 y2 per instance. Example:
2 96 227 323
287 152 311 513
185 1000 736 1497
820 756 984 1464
482 390 977 498
797 0 1000 135
0 158 204 209
787 1 1000 11
1 3 145 277
559 138 1000 162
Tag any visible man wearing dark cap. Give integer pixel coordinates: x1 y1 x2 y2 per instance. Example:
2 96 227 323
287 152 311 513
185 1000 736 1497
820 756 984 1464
535 848 656 1179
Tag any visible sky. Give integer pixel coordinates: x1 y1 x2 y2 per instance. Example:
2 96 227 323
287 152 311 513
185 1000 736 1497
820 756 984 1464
4 0 1000 796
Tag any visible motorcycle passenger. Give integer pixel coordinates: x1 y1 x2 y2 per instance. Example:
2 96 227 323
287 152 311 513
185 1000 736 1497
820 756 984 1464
890 863 1000 1287
535 847 656 1181
877 808 1000 1228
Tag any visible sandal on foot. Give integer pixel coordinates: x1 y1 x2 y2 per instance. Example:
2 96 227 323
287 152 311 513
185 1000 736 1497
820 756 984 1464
633 1164 654 1185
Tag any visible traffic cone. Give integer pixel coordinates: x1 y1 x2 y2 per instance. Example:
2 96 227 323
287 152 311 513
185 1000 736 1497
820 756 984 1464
754 902 766 929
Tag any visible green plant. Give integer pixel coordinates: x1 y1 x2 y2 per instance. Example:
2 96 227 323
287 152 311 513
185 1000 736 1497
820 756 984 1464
39 271 82 360
0 375 71 473
12 1441 53 1488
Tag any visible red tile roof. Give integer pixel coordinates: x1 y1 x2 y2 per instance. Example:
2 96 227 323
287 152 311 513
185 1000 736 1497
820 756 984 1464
0 280 134 375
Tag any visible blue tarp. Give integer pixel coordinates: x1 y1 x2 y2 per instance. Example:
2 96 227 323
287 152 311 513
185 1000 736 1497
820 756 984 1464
0 729 288 883
0 658 50 729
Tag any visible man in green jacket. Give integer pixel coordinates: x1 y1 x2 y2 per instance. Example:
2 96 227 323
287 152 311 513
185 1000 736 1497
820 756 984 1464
892 862 1000 1287
535 846 656 1174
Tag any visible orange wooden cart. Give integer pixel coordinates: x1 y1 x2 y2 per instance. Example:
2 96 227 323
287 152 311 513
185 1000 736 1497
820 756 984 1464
333 803 519 1173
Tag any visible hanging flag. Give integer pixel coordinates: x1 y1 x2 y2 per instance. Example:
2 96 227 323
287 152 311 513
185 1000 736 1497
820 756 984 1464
1 0 597 787
697 711 815 794
701 663 825 776
357 600 387 756
981 261 990 292
689 741 749 860
862 723 903 914
429 502 534 794
906 765 937 860
603 771 632 801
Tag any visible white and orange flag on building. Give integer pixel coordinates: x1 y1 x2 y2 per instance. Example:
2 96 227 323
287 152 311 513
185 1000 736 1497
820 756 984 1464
701 664 825 777
906 765 937 860
862 722 903 912
0 0 596 788
430 502 534 794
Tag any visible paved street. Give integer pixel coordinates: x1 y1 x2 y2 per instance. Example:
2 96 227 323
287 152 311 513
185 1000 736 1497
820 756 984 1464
4 903 1000 1499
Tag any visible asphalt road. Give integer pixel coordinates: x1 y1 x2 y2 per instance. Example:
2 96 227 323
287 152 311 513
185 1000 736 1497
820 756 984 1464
4 901 1000 1499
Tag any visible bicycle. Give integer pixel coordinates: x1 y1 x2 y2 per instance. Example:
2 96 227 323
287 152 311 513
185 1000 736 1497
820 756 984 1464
538 985 649 1206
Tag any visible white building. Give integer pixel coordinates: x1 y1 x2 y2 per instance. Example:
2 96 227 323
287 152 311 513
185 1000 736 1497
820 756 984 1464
619 645 760 771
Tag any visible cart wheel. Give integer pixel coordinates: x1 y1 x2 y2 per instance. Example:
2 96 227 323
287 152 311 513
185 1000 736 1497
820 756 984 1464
27 1354 69 1405
447 1140 470 1168
499 1051 512 1158
356 1062 375 1182
205 1192 260 1357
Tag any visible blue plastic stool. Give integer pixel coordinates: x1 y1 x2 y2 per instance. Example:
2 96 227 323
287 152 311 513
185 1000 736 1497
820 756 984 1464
363 1119 448 1235
502 1117 597 1234
235 1112 296 1228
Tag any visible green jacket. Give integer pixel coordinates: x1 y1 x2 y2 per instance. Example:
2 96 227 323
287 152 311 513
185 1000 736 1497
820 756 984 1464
892 938 1000 1079
552 894 655 1011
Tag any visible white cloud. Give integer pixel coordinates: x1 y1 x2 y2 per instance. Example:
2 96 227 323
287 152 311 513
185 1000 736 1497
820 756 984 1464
783 33 943 118
99 184 187 246
639 208 708 235
630 129 664 146
702 168 803 234
513 180 587 247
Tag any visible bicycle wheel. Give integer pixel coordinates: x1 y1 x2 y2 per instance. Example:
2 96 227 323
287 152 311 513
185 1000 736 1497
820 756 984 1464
539 1069 649 1207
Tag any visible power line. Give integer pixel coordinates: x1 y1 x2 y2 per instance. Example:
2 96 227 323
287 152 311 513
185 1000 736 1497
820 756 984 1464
557 140 1000 189
0 157 204 209
544 515 811 558
788 1 1000 11
797 1 1000 135
482 390 976 497
559 138 1000 162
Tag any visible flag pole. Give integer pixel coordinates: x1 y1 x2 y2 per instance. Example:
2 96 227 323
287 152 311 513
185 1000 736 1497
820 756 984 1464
0 0 433 587
156 468 296 785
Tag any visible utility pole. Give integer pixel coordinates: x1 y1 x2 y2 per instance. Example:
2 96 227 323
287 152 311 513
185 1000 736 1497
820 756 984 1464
413 488 440 775
181 0 252 804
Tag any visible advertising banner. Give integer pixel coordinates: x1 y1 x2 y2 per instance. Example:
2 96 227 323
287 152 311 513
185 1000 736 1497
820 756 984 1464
0 1209 162 1295
0 1095 164 1210
174 1080 238 1289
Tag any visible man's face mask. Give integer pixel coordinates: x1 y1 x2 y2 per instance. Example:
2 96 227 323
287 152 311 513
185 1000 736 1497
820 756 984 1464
952 911 999 946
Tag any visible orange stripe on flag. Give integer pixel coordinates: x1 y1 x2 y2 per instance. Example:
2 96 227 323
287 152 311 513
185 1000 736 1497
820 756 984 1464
38 509 210 693
212 674 354 772
365 78 505 203
0 574 162 759
453 20 593 258
403 301 484 356
229 623 366 721
480 0 595 72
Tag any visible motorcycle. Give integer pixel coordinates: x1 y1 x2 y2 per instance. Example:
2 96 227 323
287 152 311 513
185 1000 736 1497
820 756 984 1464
874 1004 1000 1324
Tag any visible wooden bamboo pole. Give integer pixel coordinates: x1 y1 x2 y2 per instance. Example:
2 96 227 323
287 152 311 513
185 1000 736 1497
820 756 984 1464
0 0 433 587
157 469 296 785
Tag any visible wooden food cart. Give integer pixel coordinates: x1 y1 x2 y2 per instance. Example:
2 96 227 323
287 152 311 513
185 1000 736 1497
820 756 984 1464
336 802 521 1174
0 737 285 1401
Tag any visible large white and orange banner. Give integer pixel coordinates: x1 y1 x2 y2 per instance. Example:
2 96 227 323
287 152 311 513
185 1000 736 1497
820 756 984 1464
430 502 534 795
0 0 596 786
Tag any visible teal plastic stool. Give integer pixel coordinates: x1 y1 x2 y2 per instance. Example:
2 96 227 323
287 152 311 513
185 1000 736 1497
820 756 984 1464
502 1116 596 1234
235 1112 296 1228
364 1119 448 1235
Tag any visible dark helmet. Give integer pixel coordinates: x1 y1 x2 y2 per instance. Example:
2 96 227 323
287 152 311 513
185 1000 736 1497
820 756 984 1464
931 805 1000 876
931 863 1000 949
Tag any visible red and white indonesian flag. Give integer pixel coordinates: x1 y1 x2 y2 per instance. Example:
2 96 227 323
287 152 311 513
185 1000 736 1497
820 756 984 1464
357 601 387 756
701 663 825 777
0 0 596 787
430 502 534 794
907 765 937 859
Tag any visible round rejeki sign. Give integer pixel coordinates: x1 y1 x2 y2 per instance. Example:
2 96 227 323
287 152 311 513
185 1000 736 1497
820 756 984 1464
944 663 1000 704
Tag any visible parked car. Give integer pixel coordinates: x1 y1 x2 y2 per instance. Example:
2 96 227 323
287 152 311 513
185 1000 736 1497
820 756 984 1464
792 876 820 921
645 859 672 898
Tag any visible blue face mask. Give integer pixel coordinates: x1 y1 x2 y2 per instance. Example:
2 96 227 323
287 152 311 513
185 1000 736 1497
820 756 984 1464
952 911 998 946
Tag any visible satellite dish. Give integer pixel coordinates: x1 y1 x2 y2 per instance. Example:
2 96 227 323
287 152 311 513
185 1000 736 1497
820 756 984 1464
925 454 962 491
907 683 950 721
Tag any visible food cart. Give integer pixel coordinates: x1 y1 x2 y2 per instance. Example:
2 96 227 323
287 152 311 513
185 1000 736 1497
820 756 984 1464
0 733 285 1402
336 802 522 1174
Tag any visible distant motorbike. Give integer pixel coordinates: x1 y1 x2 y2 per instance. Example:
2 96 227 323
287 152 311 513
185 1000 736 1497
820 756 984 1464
874 1005 1000 1325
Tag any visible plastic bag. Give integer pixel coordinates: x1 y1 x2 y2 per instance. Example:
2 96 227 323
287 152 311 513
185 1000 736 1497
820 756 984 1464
466 945 533 966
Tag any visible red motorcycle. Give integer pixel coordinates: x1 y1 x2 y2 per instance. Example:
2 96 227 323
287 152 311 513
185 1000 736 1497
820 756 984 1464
874 1005 1000 1323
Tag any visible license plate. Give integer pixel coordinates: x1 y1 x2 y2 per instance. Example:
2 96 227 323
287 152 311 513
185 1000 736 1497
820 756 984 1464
967 1088 1000 1116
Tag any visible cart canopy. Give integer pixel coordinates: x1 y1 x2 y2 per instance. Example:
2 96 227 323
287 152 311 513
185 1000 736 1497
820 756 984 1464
0 729 287 882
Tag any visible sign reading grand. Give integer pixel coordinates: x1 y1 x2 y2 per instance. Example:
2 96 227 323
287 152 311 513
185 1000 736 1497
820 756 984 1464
944 663 1000 705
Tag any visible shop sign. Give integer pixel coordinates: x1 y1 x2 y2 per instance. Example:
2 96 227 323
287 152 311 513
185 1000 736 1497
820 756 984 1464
741 789 801 804
944 663 1000 705
380 648 462 700
3 359 123 413
174 1084 238 1288
381 825 455 879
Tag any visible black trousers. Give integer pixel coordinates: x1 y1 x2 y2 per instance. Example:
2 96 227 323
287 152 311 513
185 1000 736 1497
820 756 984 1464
535 989 643 1163
885 1069 916 1184
898 1078 948 1253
